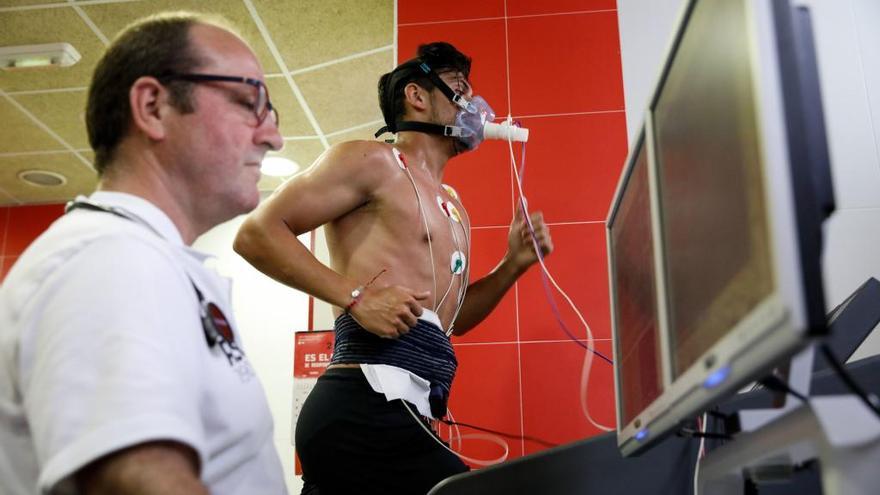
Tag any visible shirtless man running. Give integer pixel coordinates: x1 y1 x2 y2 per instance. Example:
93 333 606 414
234 41 552 495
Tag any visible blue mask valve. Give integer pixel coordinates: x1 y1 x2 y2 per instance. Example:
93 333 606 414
703 366 731 389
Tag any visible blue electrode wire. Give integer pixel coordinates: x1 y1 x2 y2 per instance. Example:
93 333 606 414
514 137 613 366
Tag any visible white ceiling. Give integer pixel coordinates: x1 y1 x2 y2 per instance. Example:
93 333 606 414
0 0 395 205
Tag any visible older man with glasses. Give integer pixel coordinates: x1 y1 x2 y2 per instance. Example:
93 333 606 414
0 11 286 495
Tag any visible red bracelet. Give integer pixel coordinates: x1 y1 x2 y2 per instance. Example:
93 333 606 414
345 286 364 313
344 269 387 314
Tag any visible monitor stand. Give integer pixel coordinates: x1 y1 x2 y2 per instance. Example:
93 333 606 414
697 343 880 494
696 393 880 494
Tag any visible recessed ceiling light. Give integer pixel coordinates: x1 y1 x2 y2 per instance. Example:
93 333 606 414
261 156 299 177
18 169 67 187
0 43 81 71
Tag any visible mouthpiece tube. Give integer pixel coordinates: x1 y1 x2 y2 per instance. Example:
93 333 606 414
483 121 529 143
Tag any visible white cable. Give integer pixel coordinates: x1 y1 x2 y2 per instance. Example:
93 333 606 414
402 165 438 310
400 154 469 329
693 413 707 495
454 207 472 317
447 205 472 335
446 408 463 451
401 401 509 466
435 213 464 312
504 120 613 433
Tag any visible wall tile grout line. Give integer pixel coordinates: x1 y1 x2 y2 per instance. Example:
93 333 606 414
471 220 606 230
469 225 508 230
506 9 617 20
503 0 513 118
398 9 617 28
514 109 626 120
454 338 612 347
400 16 506 27
502 0 528 457
547 220 607 226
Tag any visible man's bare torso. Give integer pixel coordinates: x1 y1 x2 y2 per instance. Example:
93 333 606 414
325 144 469 331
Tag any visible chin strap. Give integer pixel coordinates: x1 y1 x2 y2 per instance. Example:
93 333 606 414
374 121 467 139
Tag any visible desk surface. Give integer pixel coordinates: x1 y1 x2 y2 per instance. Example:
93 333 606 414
429 355 880 495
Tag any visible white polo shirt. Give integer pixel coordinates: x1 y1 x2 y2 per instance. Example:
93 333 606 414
0 192 287 494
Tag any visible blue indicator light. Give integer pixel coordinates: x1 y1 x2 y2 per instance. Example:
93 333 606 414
703 366 731 389
635 429 650 442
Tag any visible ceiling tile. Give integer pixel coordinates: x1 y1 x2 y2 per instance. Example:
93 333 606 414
81 0 282 74
0 152 97 205
11 89 89 149
0 97 63 152
0 0 397 205
295 49 392 134
251 0 392 70
265 76 315 137
0 7 106 92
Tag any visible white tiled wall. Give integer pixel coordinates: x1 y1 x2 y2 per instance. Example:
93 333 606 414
851 0 880 163
801 0 880 210
617 0 684 143
617 0 880 359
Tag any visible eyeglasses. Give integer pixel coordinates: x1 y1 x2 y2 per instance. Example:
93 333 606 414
159 73 279 127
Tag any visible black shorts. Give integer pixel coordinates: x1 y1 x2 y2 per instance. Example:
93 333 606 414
296 367 469 495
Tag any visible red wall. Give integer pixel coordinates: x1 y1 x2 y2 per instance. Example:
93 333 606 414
398 0 628 462
0 204 65 283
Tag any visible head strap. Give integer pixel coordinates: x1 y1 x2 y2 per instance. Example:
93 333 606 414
375 121 465 139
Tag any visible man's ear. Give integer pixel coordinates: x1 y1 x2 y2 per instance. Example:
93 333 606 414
403 82 430 112
128 76 172 141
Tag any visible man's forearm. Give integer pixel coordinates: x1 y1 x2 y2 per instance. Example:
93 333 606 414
453 255 528 335
76 442 208 495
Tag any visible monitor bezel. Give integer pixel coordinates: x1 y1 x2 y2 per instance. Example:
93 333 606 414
607 122 671 433
609 0 828 456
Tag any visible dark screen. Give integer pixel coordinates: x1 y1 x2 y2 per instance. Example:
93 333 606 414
611 138 664 426
652 0 775 378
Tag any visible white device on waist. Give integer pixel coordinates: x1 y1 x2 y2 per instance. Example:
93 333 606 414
360 308 443 419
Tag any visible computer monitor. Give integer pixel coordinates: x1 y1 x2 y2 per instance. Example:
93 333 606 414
607 0 832 456
607 129 665 430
